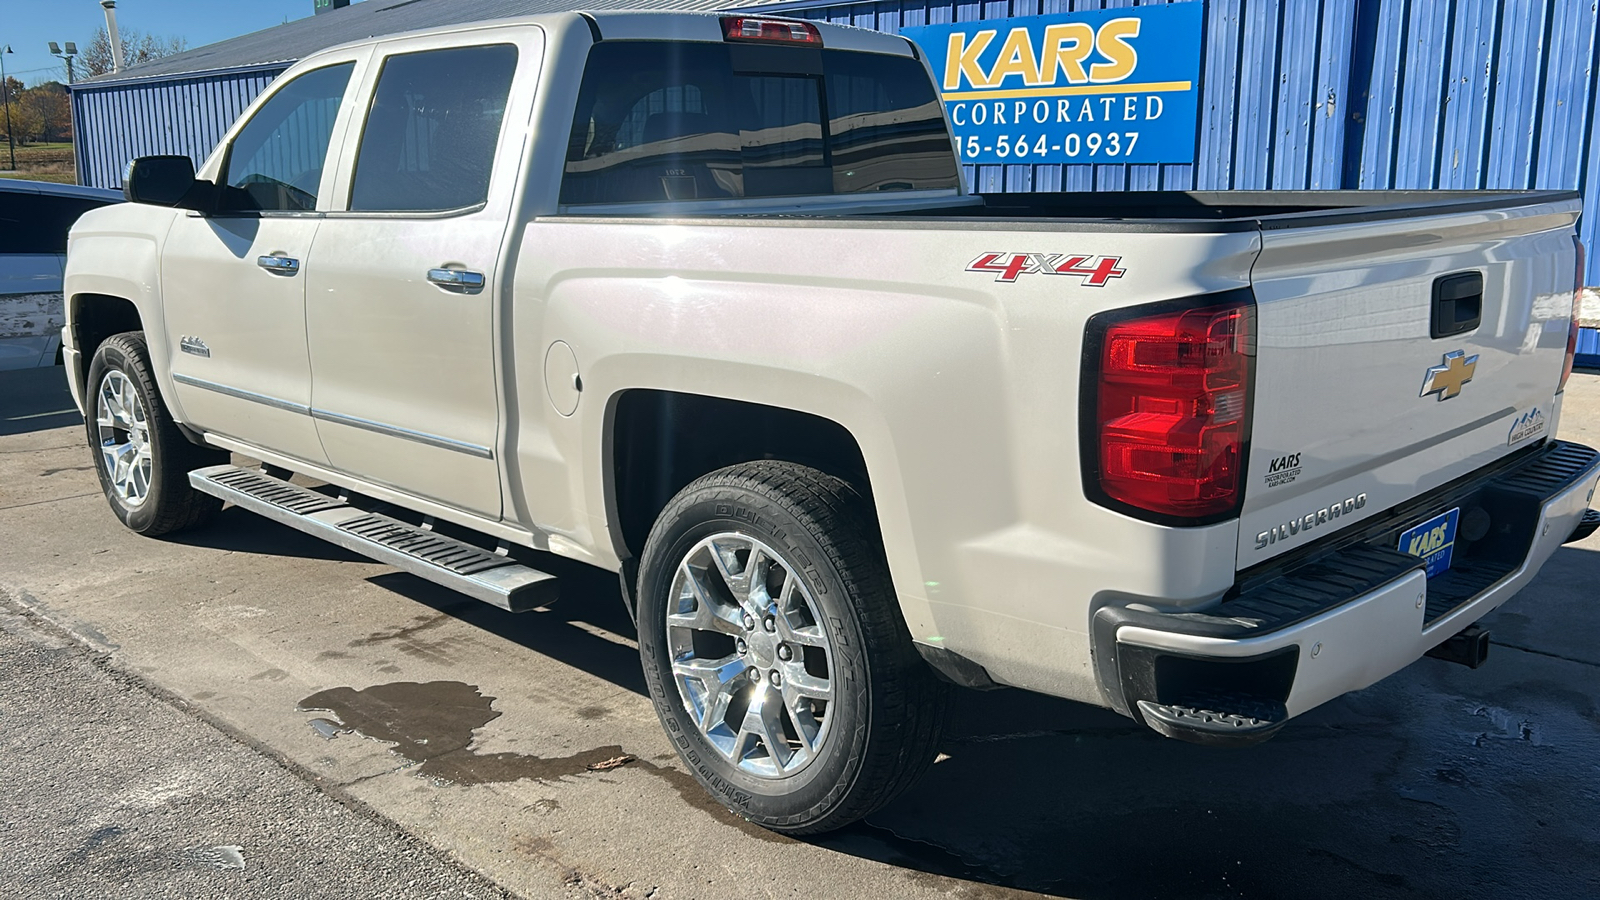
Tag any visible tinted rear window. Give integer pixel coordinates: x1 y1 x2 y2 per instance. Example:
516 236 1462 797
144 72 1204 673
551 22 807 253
350 44 519 213
0 192 115 255
561 41 958 205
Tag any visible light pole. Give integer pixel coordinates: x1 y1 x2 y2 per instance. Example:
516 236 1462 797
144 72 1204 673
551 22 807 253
49 42 78 84
0 45 15 172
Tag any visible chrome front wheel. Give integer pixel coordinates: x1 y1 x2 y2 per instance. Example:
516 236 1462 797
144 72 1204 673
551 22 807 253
667 533 835 779
95 369 153 507
84 331 224 536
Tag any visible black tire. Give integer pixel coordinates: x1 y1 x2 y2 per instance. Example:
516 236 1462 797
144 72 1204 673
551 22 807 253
636 461 951 835
84 332 225 536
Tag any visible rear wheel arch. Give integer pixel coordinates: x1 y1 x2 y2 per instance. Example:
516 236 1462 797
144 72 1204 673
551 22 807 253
604 389 880 616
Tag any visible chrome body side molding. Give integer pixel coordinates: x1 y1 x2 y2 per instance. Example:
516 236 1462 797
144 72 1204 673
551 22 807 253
172 372 309 414
171 373 493 459
310 408 494 459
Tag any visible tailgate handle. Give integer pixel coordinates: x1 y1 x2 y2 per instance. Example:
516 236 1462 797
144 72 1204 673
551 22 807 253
1431 272 1483 339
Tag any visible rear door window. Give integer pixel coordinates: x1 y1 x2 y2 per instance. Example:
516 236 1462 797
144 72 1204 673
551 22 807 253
561 41 958 205
348 44 519 213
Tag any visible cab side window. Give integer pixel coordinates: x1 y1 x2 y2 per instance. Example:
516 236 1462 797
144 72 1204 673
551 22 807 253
348 45 519 213
219 63 355 213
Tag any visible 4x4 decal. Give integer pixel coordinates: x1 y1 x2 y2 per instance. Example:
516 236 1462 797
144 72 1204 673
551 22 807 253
966 252 1127 286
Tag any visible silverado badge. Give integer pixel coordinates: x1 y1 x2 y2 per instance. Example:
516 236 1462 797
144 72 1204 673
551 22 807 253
1420 350 1478 401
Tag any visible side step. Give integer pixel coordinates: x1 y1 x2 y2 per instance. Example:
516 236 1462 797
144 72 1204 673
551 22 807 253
190 465 558 612
1135 693 1290 748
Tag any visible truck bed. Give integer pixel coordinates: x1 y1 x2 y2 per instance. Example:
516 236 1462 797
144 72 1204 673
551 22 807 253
560 189 1578 232
892 189 1580 226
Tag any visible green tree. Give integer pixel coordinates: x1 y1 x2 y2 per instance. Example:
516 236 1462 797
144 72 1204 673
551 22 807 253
0 76 27 146
20 84 73 142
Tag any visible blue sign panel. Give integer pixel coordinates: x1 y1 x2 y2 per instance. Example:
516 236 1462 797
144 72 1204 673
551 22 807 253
902 3 1203 166
1399 507 1461 579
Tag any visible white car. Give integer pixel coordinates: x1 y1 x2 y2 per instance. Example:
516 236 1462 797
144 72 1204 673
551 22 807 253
0 179 121 370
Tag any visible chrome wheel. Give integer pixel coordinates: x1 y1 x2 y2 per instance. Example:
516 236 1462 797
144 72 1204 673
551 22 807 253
667 533 834 779
95 369 153 507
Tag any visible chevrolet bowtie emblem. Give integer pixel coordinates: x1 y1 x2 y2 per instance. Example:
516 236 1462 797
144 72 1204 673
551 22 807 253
1420 350 1479 401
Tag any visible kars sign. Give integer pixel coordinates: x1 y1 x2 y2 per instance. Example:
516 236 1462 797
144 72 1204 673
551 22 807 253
901 3 1203 166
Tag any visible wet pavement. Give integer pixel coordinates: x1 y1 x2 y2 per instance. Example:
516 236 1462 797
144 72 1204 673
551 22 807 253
2 364 1599 900
0 601 523 900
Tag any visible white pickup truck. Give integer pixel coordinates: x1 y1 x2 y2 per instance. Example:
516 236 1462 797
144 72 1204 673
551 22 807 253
63 11 1600 834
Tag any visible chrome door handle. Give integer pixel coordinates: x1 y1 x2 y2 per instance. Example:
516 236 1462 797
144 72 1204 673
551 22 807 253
257 255 300 276
427 268 485 293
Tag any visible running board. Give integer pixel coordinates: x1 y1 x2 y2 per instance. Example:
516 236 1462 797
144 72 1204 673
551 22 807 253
189 465 557 612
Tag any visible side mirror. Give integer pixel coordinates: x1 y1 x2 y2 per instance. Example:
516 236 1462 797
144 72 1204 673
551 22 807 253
123 156 208 210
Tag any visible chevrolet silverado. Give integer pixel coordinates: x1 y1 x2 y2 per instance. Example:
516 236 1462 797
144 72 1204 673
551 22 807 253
62 11 1600 834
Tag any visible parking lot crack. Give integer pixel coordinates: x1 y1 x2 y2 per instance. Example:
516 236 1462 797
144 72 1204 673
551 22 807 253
0 444 80 454
851 821 1024 891
0 491 100 511
1492 641 1600 669
340 761 425 789
348 613 456 646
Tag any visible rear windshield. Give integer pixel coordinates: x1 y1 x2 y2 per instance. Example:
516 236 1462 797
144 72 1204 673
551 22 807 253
561 40 959 205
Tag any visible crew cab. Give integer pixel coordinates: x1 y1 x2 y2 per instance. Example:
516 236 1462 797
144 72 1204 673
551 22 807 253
62 11 1600 833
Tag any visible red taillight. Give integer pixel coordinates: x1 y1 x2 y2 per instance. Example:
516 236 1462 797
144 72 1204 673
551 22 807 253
1562 236 1585 392
721 16 824 45
1087 297 1254 522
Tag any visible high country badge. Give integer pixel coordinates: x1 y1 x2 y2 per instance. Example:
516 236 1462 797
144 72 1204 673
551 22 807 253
1507 407 1547 445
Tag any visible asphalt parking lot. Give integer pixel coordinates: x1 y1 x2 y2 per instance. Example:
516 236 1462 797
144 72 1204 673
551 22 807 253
3 364 1598 900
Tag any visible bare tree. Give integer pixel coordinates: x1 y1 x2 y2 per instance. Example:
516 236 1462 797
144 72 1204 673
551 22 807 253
81 27 189 78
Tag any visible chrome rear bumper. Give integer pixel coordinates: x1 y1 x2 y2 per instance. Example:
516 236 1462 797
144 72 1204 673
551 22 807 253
1092 440 1600 746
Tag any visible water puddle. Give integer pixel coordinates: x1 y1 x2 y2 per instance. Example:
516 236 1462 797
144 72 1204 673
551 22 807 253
298 680 624 785
297 679 785 841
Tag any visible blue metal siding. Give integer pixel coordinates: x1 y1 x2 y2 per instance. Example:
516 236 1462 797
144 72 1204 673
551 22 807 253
771 0 1600 282
1578 326 1599 367
72 67 287 190
67 0 1600 287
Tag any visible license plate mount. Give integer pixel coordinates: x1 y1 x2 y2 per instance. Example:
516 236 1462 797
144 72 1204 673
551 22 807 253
1398 507 1462 579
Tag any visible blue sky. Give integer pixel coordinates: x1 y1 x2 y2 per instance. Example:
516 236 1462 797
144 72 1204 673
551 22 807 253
2 1 329 87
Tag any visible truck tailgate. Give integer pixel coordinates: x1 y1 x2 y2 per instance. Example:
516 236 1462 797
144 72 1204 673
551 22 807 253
1238 195 1581 568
